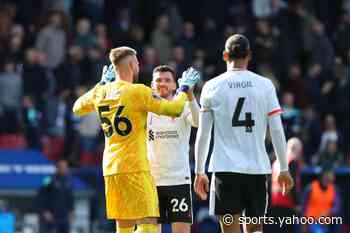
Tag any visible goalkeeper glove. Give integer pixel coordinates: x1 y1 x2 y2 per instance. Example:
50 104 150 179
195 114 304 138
178 67 201 92
100 64 116 85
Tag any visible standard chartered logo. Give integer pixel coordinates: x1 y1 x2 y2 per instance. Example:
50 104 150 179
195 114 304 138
149 130 179 140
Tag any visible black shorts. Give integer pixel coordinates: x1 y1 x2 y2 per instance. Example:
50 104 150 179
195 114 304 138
157 184 193 223
210 172 269 217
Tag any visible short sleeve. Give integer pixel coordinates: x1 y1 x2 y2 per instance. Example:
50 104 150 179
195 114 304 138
266 83 283 117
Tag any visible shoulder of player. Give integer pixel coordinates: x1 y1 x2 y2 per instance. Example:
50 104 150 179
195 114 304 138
247 71 276 90
126 83 152 96
132 83 149 88
202 73 227 90
89 83 105 98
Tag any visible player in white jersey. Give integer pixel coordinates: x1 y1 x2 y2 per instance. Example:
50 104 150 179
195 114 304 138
147 65 200 233
194 34 294 233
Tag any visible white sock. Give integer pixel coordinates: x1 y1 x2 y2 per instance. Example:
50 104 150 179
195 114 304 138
252 231 263 233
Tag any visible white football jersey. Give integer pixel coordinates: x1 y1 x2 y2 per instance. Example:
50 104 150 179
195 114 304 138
201 70 283 174
147 102 196 186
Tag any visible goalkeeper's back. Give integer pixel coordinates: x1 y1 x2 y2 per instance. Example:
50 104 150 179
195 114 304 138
73 80 187 176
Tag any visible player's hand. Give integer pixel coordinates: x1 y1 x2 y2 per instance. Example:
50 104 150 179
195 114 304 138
277 171 294 195
100 64 116 85
178 67 201 90
194 173 209 200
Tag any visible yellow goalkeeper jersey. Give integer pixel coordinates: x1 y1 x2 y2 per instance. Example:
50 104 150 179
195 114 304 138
73 80 187 176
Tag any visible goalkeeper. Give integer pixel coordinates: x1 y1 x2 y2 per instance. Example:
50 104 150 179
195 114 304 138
72 46 200 233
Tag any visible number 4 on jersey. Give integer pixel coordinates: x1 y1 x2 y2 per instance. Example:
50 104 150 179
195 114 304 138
232 97 255 133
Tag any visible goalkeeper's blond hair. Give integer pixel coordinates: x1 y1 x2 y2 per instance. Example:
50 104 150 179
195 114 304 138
109 46 137 66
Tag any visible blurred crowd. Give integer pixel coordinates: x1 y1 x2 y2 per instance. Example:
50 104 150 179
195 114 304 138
0 0 350 170
1 0 350 232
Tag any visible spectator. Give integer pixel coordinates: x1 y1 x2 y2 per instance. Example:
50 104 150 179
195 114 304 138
281 92 302 138
198 18 220 65
77 109 100 153
302 107 321 163
85 45 107 85
139 46 158 86
75 86 100 153
54 46 84 91
22 48 49 107
22 95 42 149
127 24 145 54
8 24 25 62
80 0 105 24
171 45 186 74
177 21 196 63
285 63 309 108
334 58 350 154
274 0 309 64
74 18 98 49
334 14 350 64
319 114 340 153
252 0 286 18
42 0 73 17
36 159 74 233
309 19 335 71
268 137 304 233
45 90 70 138
306 63 323 109
0 59 22 133
95 23 110 52
0 5 13 45
317 140 345 170
151 14 172 63
164 1 183 40
303 169 342 233
109 8 131 47
253 19 278 65
35 10 67 69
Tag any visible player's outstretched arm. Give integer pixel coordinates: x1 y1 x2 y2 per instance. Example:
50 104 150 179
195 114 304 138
141 85 187 117
72 87 96 116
